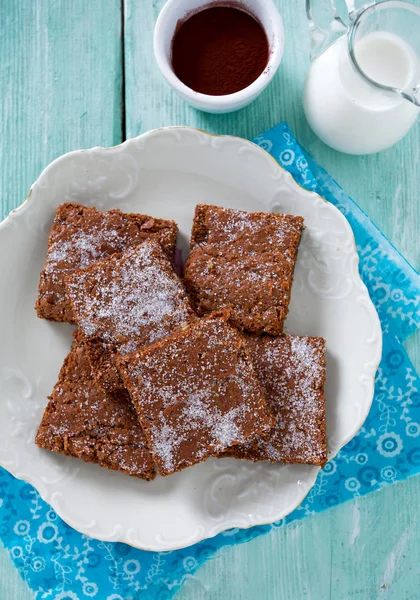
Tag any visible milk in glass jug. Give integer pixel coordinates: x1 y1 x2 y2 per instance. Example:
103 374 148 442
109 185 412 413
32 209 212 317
303 0 420 154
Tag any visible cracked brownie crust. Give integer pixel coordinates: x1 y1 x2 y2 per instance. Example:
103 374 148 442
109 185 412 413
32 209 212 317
118 313 274 477
35 203 178 323
184 204 304 335
222 334 327 466
66 240 195 392
35 339 156 480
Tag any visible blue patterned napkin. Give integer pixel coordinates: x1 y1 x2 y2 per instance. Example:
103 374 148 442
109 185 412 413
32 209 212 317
1 123 419 600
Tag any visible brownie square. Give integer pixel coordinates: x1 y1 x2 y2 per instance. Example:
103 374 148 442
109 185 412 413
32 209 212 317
35 339 156 480
118 313 274 477
184 204 304 335
66 239 195 392
223 335 327 466
35 203 178 323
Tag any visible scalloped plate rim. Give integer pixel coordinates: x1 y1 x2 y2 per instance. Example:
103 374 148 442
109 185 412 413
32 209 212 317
0 126 382 551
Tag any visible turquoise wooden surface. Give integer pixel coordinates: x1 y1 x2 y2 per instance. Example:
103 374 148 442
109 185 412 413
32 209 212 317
1 0 419 598
0 0 123 219
0 2 122 599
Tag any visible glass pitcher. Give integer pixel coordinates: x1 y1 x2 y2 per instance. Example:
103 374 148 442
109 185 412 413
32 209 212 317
303 0 420 154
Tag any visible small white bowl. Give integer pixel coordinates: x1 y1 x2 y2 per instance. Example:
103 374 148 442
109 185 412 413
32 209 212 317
154 0 285 113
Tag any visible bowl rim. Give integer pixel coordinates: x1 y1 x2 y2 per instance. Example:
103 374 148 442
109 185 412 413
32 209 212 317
153 0 285 108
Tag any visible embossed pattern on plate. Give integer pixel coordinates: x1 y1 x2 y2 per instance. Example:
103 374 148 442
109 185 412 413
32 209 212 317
0 127 382 551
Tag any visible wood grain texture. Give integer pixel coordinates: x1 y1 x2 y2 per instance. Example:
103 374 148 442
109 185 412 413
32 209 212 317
124 0 420 271
0 546 30 600
0 1 122 598
124 0 419 370
177 477 420 600
0 0 419 598
0 0 123 220
124 1 420 599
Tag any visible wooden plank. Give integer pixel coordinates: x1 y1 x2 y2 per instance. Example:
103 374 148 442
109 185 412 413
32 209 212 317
0 541 33 600
124 1 420 599
0 1 122 598
0 0 123 220
177 477 420 600
124 0 419 273
0 0 418 597
124 0 419 370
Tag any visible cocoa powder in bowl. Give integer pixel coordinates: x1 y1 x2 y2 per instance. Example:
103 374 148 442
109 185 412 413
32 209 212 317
171 6 269 96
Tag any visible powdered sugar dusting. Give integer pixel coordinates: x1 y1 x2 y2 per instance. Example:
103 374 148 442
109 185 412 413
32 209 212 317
46 228 123 275
147 385 247 474
184 388 246 449
67 240 193 346
202 205 297 246
213 408 245 449
36 203 177 321
35 341 155 480
42 227 125 308
240 335 327 464
150 423 186 474
209 208 266 243
119 340 138 356
120 316 272 475
185 205 304 334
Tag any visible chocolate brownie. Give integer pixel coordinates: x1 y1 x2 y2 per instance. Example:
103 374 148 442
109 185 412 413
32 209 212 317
184 204 304 335
35 339 156 480
66 240 195 392
35 203 178 323
223 335 327 466
118 313 274 477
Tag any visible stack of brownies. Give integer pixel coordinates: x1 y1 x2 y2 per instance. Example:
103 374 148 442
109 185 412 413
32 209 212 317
35 202 327 481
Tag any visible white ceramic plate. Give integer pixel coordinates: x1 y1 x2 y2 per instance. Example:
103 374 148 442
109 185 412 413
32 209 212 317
0 127 381 551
